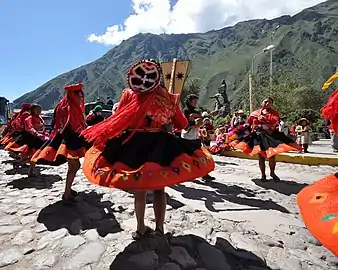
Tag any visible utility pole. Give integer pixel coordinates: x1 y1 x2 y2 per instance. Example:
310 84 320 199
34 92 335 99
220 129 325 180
269 35 273 88
269 25 279 88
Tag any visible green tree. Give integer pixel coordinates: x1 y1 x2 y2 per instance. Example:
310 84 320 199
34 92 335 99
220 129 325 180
180 78 201 107
252 77 325 119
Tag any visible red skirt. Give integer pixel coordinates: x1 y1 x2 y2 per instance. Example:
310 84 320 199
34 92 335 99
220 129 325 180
297 173 338 257
82 132 215 191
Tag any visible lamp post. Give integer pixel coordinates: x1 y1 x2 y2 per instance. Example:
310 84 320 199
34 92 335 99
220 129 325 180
269 25 279 87
248 44 275 113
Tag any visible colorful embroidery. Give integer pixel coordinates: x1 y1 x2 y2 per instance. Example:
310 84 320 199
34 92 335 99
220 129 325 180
322 214 338 222
333 223 338 234
172 167 180 174
111 169 117 177
94 168 103 177
160 171 168 178
310 193 328 203
134 172 141 180
181 161 191 172
122 172 129 180
147 170 153 178
199 157 207 166
193 160 200 168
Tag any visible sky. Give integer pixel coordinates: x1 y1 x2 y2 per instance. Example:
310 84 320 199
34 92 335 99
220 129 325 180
0 0 325 101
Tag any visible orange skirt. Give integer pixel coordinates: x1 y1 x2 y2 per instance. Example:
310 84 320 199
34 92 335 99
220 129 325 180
297 173 338 257
82 132 215 191
234 130 301 158
209 143 232 155
0 131 19 146
31 129 90 166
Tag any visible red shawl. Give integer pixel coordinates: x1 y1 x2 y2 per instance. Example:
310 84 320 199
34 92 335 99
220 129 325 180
24 115 45 136
321 88 338 135
54 84 86 134
11 104 31 128
248 108 279 128
81 86 160 149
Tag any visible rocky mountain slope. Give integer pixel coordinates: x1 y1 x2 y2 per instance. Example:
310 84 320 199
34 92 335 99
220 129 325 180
13 0 338 110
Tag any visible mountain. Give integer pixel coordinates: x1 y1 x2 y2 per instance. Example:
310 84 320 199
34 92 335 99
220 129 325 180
13 0 338 111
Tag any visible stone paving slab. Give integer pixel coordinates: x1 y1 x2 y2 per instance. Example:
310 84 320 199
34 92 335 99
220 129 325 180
0 150 337 270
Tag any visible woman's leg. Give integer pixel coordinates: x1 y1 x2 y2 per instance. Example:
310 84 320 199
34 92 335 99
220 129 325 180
27 162 36 177
258 154 266 180
134 191 147 233
63 159 81 200
303 144 309 153
269 156 280 180
153 189 166 233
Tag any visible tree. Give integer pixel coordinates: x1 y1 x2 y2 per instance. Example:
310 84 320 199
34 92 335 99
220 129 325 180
180 78 201 107
252 77 325 121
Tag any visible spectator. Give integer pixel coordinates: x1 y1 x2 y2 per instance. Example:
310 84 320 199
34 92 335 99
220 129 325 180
86 105 104 126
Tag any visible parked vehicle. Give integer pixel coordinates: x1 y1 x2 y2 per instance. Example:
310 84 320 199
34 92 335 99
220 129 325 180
40 110 54 134
0 97 10 139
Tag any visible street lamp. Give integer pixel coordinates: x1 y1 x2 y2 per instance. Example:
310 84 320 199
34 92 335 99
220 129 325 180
269 25 279 87
248 44 275 113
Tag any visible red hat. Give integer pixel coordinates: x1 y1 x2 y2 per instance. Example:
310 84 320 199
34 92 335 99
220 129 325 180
127 60 161 93
21 103 31 109
64 83 83 92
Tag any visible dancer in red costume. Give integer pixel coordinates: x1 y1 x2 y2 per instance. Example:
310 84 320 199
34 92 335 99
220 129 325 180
235 97 301 181
5 104 49 172
31 83 90 202
81 60 215 239
1 104 30 148
297 87 338 257
0 113 18 140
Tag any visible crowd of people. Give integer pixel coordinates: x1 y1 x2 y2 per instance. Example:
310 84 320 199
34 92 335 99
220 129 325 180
1 59 337 257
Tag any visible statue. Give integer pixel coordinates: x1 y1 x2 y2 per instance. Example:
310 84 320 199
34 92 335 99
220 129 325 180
210 79 231 117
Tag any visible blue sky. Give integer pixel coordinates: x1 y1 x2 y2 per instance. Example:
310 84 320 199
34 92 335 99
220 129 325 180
0 0 132 101
0 0 323 101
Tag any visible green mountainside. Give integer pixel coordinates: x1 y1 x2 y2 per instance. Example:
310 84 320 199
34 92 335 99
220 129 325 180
13 0 338 112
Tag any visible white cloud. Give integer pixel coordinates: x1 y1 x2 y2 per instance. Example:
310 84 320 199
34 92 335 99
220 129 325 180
87 0 325 46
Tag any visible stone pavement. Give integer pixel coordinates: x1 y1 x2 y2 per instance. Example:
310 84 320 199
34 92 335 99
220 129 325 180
0 150 337 270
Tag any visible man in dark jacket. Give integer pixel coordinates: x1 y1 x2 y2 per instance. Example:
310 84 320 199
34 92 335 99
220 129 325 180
86 105 104 126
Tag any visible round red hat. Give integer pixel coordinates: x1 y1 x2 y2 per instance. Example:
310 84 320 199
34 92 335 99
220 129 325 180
127 60 161 93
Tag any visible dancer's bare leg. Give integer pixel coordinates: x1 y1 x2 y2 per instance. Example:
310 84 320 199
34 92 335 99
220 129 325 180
269 156 280 181
153 189 166 233
28 162 36 177
63 159 80 199
258 154 266 180
13 156 30 169
134 191 147 235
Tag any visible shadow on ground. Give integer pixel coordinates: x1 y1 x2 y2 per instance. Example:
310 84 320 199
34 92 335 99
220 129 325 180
252 178 308 196
215 160 239 166
6 173 62 190
37 191 122 237
4 165 43 176
109 234 271 270
171 180 289 213
124 191 185 210
147 192 185 210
